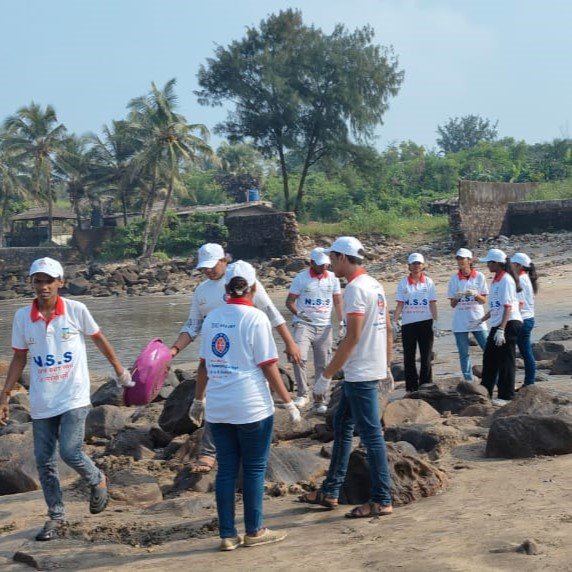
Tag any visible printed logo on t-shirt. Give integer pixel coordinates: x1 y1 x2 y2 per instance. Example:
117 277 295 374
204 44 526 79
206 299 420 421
377 293 386 313
211 333 230 357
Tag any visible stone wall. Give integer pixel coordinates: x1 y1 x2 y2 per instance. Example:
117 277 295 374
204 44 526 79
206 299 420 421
0 247 84 273
506 199 572 235
225 212 301 259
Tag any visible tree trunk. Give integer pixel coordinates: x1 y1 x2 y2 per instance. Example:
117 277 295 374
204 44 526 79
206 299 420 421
277 144 291 211
141 166 158 255
145 175 174 258
47 181 53 243
294 135 318 215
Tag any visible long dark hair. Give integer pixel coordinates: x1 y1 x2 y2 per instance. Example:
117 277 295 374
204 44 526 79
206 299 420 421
501 260 522 293
523 262 539 294
226 277 250 297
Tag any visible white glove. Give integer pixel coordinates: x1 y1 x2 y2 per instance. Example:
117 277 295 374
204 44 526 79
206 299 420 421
284 401 302 424
432 319 443 337
392 319 402 336
116 368 135 388
494 328 506 346
313 374 331 400
454 291 465 300
338 321 347 341
464 289 478 298
188 398 206 426
468 318 482 330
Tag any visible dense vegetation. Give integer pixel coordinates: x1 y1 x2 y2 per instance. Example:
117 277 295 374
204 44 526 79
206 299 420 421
1 9 571 260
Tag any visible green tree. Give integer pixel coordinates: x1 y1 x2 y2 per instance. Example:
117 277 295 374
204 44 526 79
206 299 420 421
3 103 67 241
196 9 403 214
436 114 498 154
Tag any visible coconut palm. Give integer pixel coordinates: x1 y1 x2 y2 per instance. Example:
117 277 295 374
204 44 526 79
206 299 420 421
127 78 214 257
3 103 66 241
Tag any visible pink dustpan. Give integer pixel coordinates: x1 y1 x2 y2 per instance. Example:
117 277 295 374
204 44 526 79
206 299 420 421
124 339 173 406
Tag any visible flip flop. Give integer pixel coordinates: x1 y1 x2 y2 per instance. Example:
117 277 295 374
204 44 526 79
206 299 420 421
297 490 338 509
345 502 393 519
190 456 216 474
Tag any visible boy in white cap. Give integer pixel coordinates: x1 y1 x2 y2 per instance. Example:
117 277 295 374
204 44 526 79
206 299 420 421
170 243 301 473
0 257 132 541
298 237 394 518
286 247 343 412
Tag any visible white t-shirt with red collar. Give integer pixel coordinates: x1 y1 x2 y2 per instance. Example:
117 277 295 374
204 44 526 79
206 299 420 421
288 268 341 327
517 272 535 319
11 297 100 420
181 277 284 339
343 269 388 382
488 271 522 327
395 274 437 325
199 299 278 424
447 269 489 332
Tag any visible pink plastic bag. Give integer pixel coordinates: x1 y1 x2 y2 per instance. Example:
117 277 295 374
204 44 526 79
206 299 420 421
124 338 173 406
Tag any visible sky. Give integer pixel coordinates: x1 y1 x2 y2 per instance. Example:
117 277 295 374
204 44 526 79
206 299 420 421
1 0 571 152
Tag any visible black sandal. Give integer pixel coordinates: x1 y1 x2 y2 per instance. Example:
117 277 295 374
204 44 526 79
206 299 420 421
89 475 109 514
345 502 393 519
298 490 338 509
35 519 64 541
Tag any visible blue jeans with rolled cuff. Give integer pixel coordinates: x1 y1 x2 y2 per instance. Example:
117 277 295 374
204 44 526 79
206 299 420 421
454 330 488 381
320 380 392 506
517 317 536 385
32 405 103 521
210 414 274 538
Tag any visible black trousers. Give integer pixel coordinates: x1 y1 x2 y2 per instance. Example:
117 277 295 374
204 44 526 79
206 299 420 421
401 319 434 392
481 320 522 400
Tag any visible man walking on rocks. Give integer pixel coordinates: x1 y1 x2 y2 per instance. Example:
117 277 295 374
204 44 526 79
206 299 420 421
286 247 343 413
298 237 394 518
0 257 133 541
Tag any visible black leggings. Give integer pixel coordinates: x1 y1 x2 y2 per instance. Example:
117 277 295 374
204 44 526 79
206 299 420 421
401 319 434 392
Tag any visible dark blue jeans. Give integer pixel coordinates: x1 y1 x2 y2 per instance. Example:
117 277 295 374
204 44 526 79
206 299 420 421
321 380 392 506
517 317 536 385
32 405 103 521
210 415 274 538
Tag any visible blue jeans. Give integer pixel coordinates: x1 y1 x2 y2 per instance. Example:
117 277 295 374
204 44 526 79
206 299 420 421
200 421 217 459
32 406 103 521
517 317 536 385
210 415 274 538
321 380 392 506
454 330 488 381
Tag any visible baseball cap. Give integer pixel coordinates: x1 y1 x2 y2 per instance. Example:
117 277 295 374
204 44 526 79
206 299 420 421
455 248 473 259
224 260 257 287
479 248 507 263
196 243 225 269
325 236 365 259
408 253 425 264
310 247 330 265
511 252 532 267
29 257 64 278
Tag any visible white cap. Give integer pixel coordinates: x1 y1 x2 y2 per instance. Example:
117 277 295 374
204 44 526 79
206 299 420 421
455 248 473 259
224 260 256 287
29 257 64 278
479 248 507 263
310 247 330 265
196 243 225 269
511 252 532 267
325 236 365 259
408 252 425 264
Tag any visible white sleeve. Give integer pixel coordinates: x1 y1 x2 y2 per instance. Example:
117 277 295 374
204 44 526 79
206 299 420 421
249 313 279 365
11 309 28 350
77 303 100 336
395 278 407 302
345 284 366 315
332 276 342 295
180 292 203 339
428 278 437 301
198 317 210 360
288 273 304 296
253 280 285 327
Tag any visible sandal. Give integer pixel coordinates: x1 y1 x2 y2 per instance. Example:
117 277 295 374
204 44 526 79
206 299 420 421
345 502 393 519
298 490 338 509
190 456 216 474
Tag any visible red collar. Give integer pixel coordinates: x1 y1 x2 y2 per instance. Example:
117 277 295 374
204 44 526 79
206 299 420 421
348 267 367 283
493 270 506 283
309 268 329 279
518 269 526 276
407 273 426 285
457 269 477 280
227 298 254 307
31 296 65 324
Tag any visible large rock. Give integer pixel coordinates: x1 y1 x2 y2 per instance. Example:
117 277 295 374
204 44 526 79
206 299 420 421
109 470 163 507
384 423 463 455
540 327 572 342
409 379 489 414
85 405 130 440
158 379 197 435
105 427 156 460
339 443 448 506
266 447 327 484
532 341 566 361
382 399 441 428
273 408 314 441
550 350 572 374
90 379 124 407
492 385 572 419
67 278 90 295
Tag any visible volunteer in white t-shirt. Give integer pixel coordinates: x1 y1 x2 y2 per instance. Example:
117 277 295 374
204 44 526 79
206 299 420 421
470 248 522 404
394 253 439 393
0 258 132 541
446 248 489 381
192 261 300 550
298 237 393 519
286 247 343 412
169 243 301 474
511 252 538 387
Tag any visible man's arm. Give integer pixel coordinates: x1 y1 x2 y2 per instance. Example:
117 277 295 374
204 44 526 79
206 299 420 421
274 323 302 364
170 331 193 357
285 293 299 317
322 313 365 379
91 332 125 376
0 350 27 426
386 315 393 369
333 293 344 322
393 301 404 323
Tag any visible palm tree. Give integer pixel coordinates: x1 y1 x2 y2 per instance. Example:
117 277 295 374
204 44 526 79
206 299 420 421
3 103 66 242
127 79 214 257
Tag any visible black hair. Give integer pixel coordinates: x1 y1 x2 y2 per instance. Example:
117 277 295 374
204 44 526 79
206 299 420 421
523 262 539 294
502 259 522 293
226 277 250 297
332 251 364 265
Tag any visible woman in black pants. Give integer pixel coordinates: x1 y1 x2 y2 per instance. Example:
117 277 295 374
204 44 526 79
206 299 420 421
469 249 522 405
394 253 439 393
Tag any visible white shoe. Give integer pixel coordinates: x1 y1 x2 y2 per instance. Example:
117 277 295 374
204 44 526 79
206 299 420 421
312 403 328 415
491 398 509 407
293 396 308 408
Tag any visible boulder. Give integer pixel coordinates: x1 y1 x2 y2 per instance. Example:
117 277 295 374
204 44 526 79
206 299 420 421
90 379 124 407
408 380 489 414
540 327 572 342
532 341 566 361
273 408 314 441
85 405 130 440
550 350 572 374
382 399 441 428
339 443 448 506
105 427 156 460
492 385 572 419
158 379 197 435
384 423 463 455
67 278 90 295
109 470 163 507
143 497 215 517
265 447 328 484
